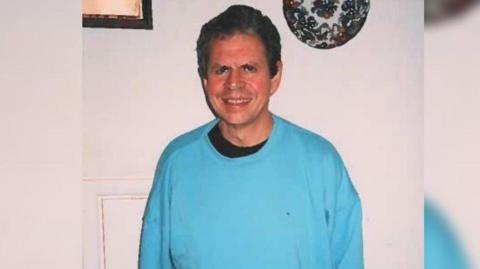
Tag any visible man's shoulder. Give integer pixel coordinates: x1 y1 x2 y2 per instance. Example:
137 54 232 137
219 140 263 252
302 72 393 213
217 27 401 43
276 115 338 156
159 119 216 163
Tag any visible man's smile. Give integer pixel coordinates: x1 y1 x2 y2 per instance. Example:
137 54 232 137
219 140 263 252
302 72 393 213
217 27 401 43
222 97 252 105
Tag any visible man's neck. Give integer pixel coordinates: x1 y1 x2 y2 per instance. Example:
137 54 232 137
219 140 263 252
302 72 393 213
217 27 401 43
218 114 273 147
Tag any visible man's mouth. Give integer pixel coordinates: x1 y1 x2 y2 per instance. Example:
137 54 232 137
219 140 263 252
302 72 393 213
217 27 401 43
223 98 252 105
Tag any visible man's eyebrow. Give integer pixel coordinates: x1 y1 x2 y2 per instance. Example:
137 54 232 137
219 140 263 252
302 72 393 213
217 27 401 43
241 62 260 67
209 61 260 71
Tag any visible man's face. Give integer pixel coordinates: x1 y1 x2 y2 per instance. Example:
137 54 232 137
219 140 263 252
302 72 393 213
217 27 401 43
202 32 282 129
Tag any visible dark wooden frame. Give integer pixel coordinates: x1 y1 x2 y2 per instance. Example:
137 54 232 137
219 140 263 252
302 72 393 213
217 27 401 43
82 0 153 30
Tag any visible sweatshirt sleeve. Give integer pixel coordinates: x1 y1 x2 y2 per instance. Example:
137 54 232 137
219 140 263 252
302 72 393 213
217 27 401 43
139 155 174 269
330 154 364 269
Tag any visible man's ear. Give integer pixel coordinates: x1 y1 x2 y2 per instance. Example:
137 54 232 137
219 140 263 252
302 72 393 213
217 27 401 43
201 78 207 91
198 68 207 91
270 61 283 96
199 75 218 118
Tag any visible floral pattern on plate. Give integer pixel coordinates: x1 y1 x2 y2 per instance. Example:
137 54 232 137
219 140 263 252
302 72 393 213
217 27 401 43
283 0 370 49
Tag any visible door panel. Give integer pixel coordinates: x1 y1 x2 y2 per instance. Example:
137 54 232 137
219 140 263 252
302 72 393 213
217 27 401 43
83 178 151 269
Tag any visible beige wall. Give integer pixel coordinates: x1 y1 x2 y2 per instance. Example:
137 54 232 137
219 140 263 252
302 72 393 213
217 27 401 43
0 0 82 268
83 1 423 268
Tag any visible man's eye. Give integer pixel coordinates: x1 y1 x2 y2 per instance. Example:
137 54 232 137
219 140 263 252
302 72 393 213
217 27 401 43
214 66 229 75
243 65 257 73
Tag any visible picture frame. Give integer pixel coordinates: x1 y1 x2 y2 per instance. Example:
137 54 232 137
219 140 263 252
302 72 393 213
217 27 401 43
82 0 153 30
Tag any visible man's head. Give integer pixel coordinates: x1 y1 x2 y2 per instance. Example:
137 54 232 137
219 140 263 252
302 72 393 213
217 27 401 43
196 5 283 135
196 5 282 80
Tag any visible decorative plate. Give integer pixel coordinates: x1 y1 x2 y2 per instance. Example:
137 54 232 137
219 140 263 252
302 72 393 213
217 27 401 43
283 0 370 49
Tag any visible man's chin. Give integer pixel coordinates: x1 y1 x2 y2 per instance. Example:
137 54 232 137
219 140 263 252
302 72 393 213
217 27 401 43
219 117 249 128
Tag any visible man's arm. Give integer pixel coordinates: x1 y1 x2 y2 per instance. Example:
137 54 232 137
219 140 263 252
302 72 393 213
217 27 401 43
329 154 364 269
139 157 174 269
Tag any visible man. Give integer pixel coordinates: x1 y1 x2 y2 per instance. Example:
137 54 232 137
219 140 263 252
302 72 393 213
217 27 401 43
140 5 363 269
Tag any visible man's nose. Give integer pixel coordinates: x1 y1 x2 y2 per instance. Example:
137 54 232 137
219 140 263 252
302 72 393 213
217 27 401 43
226 69 244 90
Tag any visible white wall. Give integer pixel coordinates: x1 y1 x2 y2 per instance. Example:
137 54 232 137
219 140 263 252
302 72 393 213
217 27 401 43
425 7 480 267
84 1 423 268
0 0 82 268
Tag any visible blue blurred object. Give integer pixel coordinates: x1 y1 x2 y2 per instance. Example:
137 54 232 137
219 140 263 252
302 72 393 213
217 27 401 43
425 201 470 269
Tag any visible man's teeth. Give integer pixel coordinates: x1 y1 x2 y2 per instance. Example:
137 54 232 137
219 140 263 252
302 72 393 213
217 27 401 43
225 98 250 104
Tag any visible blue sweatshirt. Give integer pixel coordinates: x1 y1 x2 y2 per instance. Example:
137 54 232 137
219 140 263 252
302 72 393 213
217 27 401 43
424 201 470 269
140 115 363 269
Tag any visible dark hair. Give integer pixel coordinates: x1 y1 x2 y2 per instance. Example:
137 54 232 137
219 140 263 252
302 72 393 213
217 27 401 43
196 5 282 79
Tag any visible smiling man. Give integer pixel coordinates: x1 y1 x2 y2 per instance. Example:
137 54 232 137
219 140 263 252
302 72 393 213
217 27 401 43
202 32 281 148
139 5 363 269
